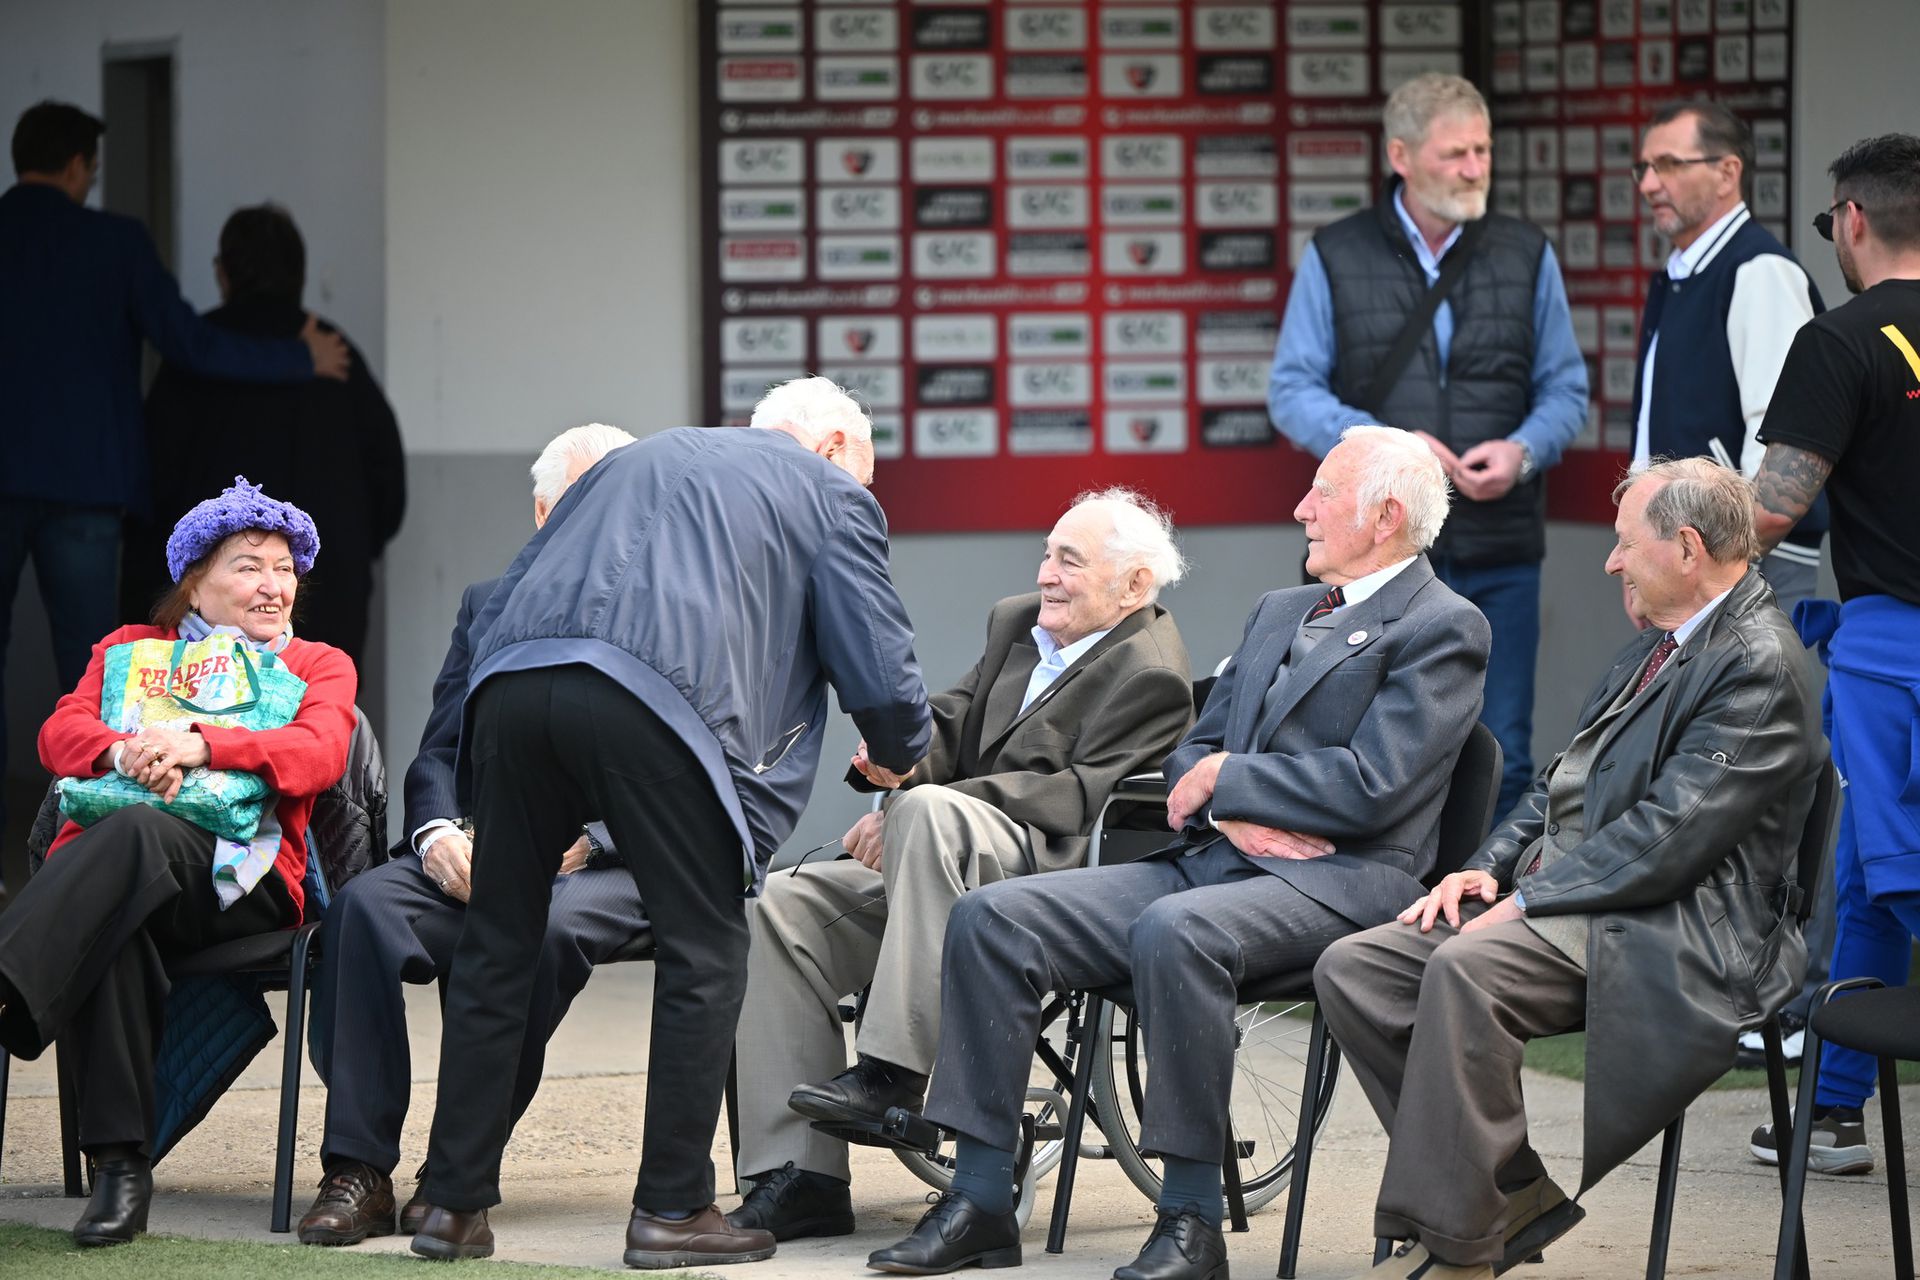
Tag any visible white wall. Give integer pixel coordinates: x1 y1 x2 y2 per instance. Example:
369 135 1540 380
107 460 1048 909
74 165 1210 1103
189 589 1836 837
1791 0 1920 301
383 0 702 454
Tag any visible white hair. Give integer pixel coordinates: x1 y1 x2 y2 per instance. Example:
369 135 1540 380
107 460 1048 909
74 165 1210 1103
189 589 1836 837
1339 425 1452 552
749 375 872 445
1067 486 1187 604
530 423 636 508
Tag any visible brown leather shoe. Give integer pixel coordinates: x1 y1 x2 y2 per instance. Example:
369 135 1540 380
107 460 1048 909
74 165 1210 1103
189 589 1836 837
297 1161 397 1246
410 1205 495 1260
624 1203 776 1269
400 1185 432 1236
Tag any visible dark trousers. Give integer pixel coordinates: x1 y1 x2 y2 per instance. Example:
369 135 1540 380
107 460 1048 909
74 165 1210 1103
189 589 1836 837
1314 909 1586 1266
1431 557 1540 821
421 666 746 1213
923 844 1355 1164
312 853 650 1174
0 805 292 1152
0 500 122 862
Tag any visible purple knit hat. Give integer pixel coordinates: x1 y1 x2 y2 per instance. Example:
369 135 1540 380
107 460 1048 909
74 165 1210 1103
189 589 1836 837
165 476 320 582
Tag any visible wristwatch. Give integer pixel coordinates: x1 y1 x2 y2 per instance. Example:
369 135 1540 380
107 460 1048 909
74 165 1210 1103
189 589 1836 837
1516 441 1538 483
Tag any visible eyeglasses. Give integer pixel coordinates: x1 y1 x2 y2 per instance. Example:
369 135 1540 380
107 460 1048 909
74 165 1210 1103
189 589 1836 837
1630 155 1726 182
1814 198 1862 242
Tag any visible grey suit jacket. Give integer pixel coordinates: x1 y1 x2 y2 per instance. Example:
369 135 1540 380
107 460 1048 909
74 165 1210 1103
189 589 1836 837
1163 557 1491 927
860 594 1193 875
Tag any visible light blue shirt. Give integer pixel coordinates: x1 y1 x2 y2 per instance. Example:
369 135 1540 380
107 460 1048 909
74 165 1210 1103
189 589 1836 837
1023 624 1111 712
1267 188 1590 466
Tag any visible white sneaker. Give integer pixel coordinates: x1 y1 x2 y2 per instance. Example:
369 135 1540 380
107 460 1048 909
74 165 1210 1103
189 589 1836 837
1749 1109 1874 1175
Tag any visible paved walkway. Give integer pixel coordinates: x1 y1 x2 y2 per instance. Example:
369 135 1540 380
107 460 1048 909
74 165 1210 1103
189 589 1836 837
0 964 1911 1277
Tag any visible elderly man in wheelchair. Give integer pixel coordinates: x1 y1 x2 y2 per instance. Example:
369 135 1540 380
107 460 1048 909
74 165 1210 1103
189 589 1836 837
868 427 1492 1280
724 488 1194 1254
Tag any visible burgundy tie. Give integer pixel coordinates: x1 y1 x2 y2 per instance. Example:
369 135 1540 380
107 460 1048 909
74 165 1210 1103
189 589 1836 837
1306 585 1345 622
1635 634 1679 695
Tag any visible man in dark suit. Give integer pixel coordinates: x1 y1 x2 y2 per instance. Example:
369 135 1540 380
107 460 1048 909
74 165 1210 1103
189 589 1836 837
1314 458 1822 1280
125 204 406 666
0 101 347 861
296 425 642 1247
408 377 931 1267
727 489 1193 1245
868 426 1491 1280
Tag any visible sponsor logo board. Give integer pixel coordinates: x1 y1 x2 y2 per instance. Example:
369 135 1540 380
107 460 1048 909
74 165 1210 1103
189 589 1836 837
1103 360 1187 403
818 186 902 230
1009 410 1093 455
1101 231 1184 276
1009 361 1093 406
720 317 805 363
1194 6 1278 50
1004 6 1087 51
717 9 804 53
912 313 996 361
818 363 904 409
1104 311 1187 356
912 136 994 182
1100 134 1183 180
721 188 805 232
1008 313 1092 358
720 236 806 281
1197 358 1270 404
913 409 999 457
815 137 900 183
720 365 805 412
1196 182 1279 227
1103 408 1188 453
1006 232 1091 276
1196 310 1280 354
1098 183 1184 227
1201 408 1277 448
817 315 902 362
1099 54 1183 97
816 234 902 281
911 54 995 99
912 232 997 279
916 364 995 405
1097 7 1182 49
815 56 901 100
814 6 898 52
1007 184 1091 229
914 186 991 229
718 57 804 102
1006 136 1091 181
719 138 804 185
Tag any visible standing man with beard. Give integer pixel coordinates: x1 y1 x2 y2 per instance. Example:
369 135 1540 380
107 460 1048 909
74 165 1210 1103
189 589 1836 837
1269 73 1589 822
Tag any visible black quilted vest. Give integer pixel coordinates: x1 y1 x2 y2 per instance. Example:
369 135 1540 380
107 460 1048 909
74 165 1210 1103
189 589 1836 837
1314 187 1549 565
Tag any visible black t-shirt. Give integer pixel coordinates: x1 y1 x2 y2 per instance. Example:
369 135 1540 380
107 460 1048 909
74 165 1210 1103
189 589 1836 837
1758 278 1920 604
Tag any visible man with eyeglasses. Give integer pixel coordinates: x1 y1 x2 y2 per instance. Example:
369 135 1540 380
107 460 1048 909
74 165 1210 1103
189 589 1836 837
1630 101 1826 622
1744 133 1920 1181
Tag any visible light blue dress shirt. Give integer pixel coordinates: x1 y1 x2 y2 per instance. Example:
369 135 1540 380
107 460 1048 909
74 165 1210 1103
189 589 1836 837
1267 188 1590 465
1023 624 1111 712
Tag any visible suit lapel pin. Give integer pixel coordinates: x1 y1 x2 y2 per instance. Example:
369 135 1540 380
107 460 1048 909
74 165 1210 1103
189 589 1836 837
1347 630 1368 646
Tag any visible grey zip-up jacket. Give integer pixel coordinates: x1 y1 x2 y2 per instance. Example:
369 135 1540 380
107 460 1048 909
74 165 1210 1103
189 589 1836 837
462 427 931 889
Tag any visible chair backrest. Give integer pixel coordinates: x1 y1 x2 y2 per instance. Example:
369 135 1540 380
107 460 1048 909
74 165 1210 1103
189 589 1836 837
303 706 390 909
1428 721 1502 887
1793 760 1841 927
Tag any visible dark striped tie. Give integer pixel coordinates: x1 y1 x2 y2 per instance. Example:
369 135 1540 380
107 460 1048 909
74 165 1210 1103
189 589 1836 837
1306 585 1345 622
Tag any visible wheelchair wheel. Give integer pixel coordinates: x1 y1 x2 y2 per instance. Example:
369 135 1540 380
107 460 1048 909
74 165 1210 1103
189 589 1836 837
1085 996 1339 1215
893 993 1087 1227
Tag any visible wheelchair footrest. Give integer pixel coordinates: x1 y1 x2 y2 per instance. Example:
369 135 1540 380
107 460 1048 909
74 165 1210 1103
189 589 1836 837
805 1105 946 1154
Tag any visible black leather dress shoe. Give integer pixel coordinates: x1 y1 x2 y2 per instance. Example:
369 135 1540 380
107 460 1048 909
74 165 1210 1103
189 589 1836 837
1115 1208 1229 1280
727 1161 855 1240
789 1054 928 1127
72 1153 153 1248
867 1190 1021 1274
410 1205 495 1260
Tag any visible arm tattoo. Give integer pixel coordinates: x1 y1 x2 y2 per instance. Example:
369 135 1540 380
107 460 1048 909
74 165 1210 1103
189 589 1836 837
1751 444 1835 552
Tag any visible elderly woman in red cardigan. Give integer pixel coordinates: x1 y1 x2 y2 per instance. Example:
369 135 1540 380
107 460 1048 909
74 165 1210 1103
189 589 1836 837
0 478 356 1247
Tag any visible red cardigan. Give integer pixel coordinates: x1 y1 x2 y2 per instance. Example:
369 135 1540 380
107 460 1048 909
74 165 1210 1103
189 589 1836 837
38 625 359 923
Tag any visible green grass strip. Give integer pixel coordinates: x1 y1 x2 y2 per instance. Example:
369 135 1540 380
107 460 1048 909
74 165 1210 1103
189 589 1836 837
0 1223 719 1278
1524 1032 1920 1090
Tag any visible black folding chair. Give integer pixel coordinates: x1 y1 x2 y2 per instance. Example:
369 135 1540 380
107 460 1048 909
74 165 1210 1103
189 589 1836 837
1043 721 1503 1274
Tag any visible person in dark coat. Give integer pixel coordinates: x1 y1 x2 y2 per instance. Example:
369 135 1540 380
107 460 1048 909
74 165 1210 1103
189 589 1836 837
405 377 932 1269
125 203 405 668
1314 458 1824 1280
297 425 645 1247
0 101 347 862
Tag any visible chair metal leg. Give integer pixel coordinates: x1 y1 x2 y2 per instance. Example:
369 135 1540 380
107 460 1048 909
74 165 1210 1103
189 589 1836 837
1645 1113 1684 1280
726 1053 742 1196
1223 1132 1248 1233
1374 1237 1394 1265
0 1047 9 1181
272 931 316 1233
1276 1009 1333 1280
1045 993 1104 1256
1880 1056 1914 1280
56 1040 83 1196
1761 1019 1809 1280
1774 1031 1825 1280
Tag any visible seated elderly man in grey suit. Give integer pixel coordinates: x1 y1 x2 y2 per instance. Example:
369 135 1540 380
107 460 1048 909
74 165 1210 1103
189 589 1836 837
1314 458 1823 1280
728 487 1194 1242
868 425 1492 1280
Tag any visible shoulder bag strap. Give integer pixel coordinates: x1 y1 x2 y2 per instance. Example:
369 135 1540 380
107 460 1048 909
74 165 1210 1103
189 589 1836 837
1359 216 1491 412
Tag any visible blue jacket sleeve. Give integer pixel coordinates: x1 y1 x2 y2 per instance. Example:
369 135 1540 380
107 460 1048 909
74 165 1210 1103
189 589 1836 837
808 495 932 774
1268 245 1378 459
122 218 314 383
1509 243 1590 469
400 583 478 845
